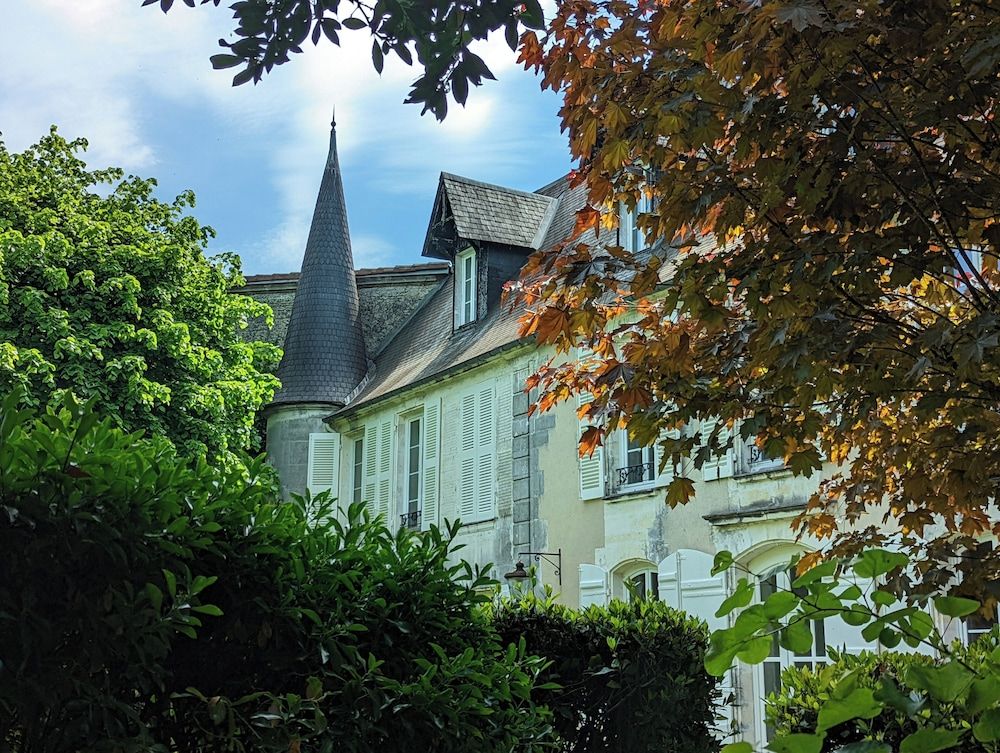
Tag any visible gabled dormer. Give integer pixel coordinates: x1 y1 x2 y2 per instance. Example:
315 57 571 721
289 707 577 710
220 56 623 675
422 173 558 329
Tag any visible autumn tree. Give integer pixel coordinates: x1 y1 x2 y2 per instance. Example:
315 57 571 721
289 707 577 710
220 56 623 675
0 128 281 458
149 0 544 119
513 0 1000 595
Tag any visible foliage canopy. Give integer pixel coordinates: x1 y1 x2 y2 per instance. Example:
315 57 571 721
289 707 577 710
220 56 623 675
0 390 554 752
514 0 1000 593
149 0 544 120
0 128 280 458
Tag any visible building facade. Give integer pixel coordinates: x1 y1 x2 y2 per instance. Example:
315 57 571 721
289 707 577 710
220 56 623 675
237 122 986 748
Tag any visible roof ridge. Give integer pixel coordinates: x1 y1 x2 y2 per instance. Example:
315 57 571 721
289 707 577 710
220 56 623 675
440 172 557 205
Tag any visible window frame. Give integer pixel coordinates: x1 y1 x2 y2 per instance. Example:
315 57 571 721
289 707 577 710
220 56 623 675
612 429 657 494
455 247 477 327
350 434 364 506
401 414 423 529
752 565 827 744
619 192 654 254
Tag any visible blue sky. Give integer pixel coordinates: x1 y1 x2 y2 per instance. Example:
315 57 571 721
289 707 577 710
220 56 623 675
2 1 571 275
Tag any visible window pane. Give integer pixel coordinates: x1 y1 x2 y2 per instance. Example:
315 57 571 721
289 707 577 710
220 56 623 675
352 438 364 503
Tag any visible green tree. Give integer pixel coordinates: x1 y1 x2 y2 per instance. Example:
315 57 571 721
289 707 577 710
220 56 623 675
0 390 554 752
514 0 1000 594
0 128 281 458
149 0 544 119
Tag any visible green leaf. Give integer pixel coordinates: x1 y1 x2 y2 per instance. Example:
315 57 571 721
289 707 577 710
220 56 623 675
712 550 734 576
974 708 1000 742
968 676 1000 714
342 16 366 30
792 560 836 588
146 582 163 613
767 733 824 753
899 727 963 753
905 662 975 704
762 590 800 619
191 604 223 616
875 677 924 717
933 596 981 618
853 550 908 579
737 635 774 664
780 619 814 654
816 688 882 732
716 578 755 617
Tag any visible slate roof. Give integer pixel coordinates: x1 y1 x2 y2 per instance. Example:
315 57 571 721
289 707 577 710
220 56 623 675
338 174 583 415
337 276 526 413
241 262 450 288
423 173 559 257
270 123 369 409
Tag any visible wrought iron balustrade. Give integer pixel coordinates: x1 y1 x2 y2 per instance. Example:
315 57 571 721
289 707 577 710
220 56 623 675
615 461 654 488
400 510 421 530
737 438 786 476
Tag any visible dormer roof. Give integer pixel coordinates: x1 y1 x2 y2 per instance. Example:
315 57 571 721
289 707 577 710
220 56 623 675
422 172 558 259
269 119 368 409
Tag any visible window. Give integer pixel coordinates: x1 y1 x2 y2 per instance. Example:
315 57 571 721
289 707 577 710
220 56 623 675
455 247 477 326
963 608 998 644
736 433 786 476
614 431 656 492
756 569 827 743
351 436 364 504
961 542 998 644
458 382 496 523
401 416 422 529
619 192 654 254
627 570 659 602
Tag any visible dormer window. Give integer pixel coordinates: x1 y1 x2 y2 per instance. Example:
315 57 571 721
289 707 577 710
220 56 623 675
455 247 477 326
619 192 654 254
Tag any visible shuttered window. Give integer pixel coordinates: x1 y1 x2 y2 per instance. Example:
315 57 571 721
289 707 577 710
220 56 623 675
362 418 393 521
700 418 734 480
458 382 496 523
577 389 605 501
421 399 441 531
307 433 339 498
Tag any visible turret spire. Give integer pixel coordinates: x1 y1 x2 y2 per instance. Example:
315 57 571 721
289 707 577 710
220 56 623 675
270 115 368 408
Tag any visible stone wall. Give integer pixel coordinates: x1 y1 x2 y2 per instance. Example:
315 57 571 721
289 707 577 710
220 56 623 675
234 264 449 356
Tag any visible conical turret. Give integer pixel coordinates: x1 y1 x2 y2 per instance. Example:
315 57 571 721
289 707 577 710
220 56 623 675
270 116 368 407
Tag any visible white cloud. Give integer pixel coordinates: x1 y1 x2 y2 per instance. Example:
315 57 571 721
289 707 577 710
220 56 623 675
1 1 565 273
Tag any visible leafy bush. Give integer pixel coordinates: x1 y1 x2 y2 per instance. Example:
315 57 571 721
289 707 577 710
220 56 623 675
768 642 1000 753
709 549 1000 753
0 391 553 752
493 591 720 753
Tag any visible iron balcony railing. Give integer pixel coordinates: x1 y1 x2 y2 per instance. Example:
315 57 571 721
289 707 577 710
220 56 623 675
615 461 655 489
400 510 421 530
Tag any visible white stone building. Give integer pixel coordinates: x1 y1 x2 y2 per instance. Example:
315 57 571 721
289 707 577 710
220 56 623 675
242 121 990 749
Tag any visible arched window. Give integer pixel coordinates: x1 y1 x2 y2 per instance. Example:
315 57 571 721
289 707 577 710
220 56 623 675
614 561 660 602
742 545 825 744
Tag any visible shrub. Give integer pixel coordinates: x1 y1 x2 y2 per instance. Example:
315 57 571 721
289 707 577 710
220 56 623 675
492 591 720 753
767 640 1000 753
0 391 554 752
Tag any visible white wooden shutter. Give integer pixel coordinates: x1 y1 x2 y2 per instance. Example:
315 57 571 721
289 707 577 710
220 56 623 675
363 423 378 517
307 433 340 498
659 549 735 740
579 563 610 608
459 391 477 521
653 428 679 487
475 383 496 520
376 418 392 521
701 419 734 480
658 549 728 631
421 399 441 531
578 390 605 500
